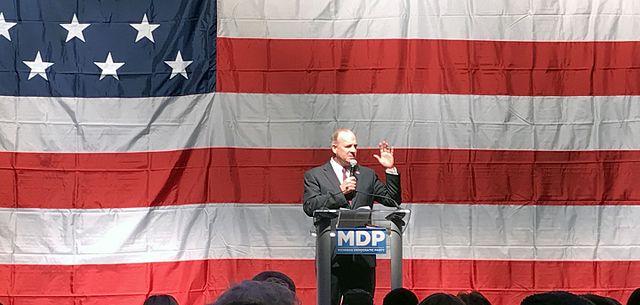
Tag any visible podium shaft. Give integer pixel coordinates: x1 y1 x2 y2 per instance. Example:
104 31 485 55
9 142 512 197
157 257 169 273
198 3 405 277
316 223 332 305
390 223 403 289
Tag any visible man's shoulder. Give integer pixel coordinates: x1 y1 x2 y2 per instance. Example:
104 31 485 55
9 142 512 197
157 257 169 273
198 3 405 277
305 162 330 175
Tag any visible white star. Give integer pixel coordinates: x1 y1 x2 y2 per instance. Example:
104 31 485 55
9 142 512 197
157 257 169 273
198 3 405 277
130 14 159 43
60 14 90 42
23 51 54 81
0 12 17 41
94 52 125 80
165 51 193 79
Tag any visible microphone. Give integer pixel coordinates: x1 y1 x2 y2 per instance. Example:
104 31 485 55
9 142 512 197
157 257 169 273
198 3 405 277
354 189 401 210
349 159 358 177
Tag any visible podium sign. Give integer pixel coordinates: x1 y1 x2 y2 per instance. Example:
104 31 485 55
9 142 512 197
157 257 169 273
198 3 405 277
312 209 410 305
336 227 387 254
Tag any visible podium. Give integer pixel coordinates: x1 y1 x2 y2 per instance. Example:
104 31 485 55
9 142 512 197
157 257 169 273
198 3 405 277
311 209 411 305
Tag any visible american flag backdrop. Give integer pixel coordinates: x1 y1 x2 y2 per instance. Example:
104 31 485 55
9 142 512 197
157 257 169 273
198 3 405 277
3 0 640 304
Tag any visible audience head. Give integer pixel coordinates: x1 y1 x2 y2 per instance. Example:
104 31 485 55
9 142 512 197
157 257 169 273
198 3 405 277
144 295 179 305
211 280 297 305
580 294 621 305
458 291 492 305
419 293 465 305
628 288 640 305
342 289 373 305
383 288 419 305
252 270 296 293
520 291 595 305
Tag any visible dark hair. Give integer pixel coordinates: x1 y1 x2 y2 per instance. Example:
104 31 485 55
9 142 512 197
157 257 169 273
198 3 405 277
520 291 595 305
458 291 492 305
211 280 297 305
143 295 179 305
342 289 373 305
628 288 640 305
419 293 465 305
252 271 296 293
580 294 621 305
383 288 418 305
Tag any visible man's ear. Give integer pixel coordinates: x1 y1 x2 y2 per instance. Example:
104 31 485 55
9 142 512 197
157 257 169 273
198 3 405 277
331 144 337 154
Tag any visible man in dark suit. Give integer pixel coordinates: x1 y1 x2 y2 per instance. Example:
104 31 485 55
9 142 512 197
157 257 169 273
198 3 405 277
303 128 401 305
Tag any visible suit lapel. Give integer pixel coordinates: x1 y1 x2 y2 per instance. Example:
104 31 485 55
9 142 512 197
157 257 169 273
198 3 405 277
322 161 342 195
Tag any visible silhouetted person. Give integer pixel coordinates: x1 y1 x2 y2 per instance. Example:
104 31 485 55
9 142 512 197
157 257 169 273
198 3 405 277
458 291 492 305
144 295 179 305
342 289 374 305
581 294 621 305
211 280 297 305
383 288 419 305
521 291 595 305
628 288 640 305
419 293 465 305
252 270 296 293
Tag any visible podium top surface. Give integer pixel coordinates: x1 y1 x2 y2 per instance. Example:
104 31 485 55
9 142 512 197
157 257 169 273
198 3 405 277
312 208 411 231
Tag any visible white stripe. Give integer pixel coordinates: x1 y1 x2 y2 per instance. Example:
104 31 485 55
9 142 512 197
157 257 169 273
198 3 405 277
218 0 640 41
2 93 640 152
2 204 640 265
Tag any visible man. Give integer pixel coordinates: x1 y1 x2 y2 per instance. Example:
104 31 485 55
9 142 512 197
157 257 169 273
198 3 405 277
303 128 401 305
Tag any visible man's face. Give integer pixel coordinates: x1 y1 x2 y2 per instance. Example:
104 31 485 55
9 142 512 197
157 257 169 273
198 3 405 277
332 131 357 166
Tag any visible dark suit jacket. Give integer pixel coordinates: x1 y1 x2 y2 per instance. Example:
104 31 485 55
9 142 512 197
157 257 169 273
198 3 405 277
303 161 401 267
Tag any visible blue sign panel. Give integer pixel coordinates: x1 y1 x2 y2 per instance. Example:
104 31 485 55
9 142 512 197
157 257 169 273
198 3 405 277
336 228 387 254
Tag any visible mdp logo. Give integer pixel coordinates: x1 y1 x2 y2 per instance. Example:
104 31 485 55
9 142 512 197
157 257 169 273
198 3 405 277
336 228 387 254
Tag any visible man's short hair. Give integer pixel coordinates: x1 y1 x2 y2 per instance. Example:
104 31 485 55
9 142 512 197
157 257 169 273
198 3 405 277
143 295 179 305
580 294 621 305
211 280 297 305
252 270 296 293
520 291 595 305
383 287 418 305
628 288 640 305
457 291 492 305
331 128 354 144
419 293 465 305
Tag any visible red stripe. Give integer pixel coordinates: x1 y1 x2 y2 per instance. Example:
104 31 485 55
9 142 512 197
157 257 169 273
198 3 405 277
2 148 640 208
1 259 638 305
217 38 640 96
